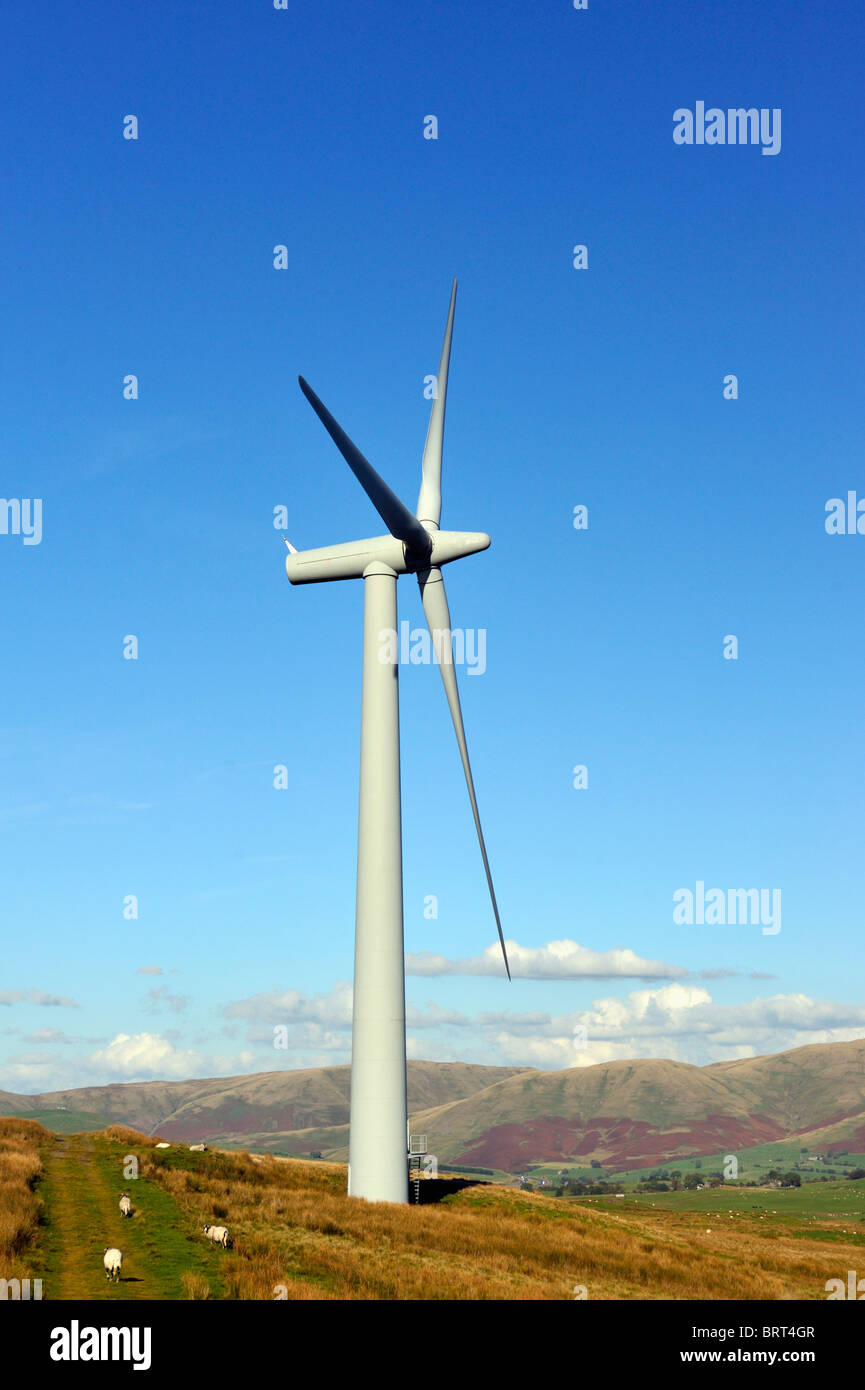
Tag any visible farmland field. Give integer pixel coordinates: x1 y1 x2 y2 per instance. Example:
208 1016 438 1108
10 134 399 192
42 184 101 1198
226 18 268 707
593 1181 865 1221
19 1109 113 1135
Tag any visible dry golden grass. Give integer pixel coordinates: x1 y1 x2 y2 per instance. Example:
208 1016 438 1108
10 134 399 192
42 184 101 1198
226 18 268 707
142 1146 860 1300
103 1124 156 1146
0 1118 47 1279
181 1271 212 1300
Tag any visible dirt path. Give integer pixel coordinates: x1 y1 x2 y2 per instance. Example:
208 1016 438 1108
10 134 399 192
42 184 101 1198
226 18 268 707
36 1133 222 1300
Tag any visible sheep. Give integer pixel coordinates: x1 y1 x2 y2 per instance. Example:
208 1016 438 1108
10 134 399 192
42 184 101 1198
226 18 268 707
203 1223 230 1248
119 1193 133 1218
103 1247 123 1282
188 1143 207 1152
154 1142 170 1149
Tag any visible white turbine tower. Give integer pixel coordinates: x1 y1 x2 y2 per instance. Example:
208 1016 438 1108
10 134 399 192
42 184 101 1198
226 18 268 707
286 280 509 1204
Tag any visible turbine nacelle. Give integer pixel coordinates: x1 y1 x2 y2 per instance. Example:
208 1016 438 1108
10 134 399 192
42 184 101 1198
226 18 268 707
284 528 490 585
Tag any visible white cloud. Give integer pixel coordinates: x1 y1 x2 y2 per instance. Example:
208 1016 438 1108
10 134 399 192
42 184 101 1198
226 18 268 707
220 975 865 1071
0 1052 63 1086
0 1031 295 1093
223 985 474 1058
4 978 865 1094
21 1028 105 1046
406 1002 472 1029
89 1032 205 1079
136 966 164 976
222 984 354 1060
473 985 865 1068
224 983 354 1027
0 988 79 1008
141 986 190 1015
405 938 687 980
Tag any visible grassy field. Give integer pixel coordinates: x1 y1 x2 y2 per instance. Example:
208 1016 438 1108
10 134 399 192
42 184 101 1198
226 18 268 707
21 1109 113 1135
36 1129 226 1299
524 1142 865 1189
621 1180 865 1222
3 1118 864 1300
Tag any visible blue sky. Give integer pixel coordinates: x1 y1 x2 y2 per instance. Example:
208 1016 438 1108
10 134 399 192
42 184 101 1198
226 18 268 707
1 0 863 1093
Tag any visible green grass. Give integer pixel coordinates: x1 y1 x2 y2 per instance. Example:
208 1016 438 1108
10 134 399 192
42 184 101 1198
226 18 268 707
525 1144 865 1188
619 1179 865 1222
24 1109 113 1134
33 1132 227 1300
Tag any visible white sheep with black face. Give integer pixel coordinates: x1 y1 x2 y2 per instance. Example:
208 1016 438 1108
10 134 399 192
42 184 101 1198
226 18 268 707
103 1247 123 1282
203 1223 230 1248
119 1192 133 1218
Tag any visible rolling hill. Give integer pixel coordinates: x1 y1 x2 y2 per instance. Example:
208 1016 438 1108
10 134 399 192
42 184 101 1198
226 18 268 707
411 1041 865 1169
2 1040 864 1171
0 1063 526 1146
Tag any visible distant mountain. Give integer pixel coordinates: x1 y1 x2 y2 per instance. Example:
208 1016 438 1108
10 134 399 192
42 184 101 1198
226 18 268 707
412 1040 865 1170
2 1040 864 1171
0 1062 526 1145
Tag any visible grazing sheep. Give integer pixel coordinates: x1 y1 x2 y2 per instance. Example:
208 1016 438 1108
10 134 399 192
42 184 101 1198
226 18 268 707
188 1143 207 1152
103 1247 123 1282
203 1223 230 1248
119 1193 133 1218
154 1142 170 1149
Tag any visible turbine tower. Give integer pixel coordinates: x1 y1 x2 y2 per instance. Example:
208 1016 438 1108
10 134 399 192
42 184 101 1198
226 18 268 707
286 281 509 1204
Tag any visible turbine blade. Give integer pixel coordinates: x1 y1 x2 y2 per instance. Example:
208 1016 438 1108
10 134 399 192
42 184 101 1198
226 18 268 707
298 376 431 560
416 280 457 530
418 566 510 980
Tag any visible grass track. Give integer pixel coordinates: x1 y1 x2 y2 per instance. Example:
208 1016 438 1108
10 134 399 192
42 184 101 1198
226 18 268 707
35 1132 226 1300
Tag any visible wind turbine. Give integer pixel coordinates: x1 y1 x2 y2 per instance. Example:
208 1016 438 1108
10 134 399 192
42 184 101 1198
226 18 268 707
286 280 509 1204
